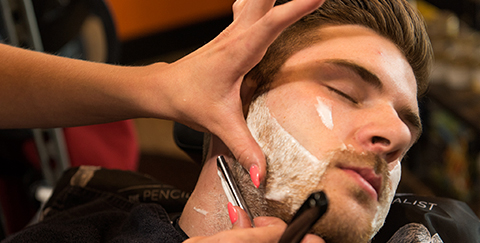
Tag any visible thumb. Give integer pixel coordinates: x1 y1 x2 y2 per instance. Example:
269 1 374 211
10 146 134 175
301 234 327 243
216 116 266 188
228 203 254 229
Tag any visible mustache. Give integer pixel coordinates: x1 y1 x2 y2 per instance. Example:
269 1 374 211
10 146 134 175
326 148 391 203
327 149 389 176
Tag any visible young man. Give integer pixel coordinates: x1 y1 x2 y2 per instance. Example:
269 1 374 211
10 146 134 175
180 0 432 242
2 0 435 242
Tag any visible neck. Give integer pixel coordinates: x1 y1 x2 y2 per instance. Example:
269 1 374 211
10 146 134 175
178 146 231 237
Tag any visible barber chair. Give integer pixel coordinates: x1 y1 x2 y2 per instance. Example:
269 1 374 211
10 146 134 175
173 122 204 165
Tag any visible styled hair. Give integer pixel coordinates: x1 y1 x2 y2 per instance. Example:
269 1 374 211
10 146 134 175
248 0 433 97
203 0 434 163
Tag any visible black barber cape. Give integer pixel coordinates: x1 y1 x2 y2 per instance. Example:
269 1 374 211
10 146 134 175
3 167 480 243
372 194 480 243
2 166 189 243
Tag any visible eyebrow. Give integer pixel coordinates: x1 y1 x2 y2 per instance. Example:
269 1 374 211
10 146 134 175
323 59 423 140
324 59 383 91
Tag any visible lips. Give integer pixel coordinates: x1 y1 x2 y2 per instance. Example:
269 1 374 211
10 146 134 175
341 166 383 201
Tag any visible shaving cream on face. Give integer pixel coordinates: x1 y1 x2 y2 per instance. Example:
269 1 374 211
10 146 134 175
315 96 334 130
246 94 330 214
389 160 402 191
245 94 399 239
193 206 209 216
370 160 401 236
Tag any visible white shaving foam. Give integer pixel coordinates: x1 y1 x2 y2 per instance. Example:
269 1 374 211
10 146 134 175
389 161 402 191
370 160 401 238
193 206 209 216
247 94 329 214
315 96 334 130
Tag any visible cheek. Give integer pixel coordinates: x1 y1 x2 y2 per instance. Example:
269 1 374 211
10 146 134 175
315 96 334 130
267 85 315 124
266 84 346 155
248 94 330 215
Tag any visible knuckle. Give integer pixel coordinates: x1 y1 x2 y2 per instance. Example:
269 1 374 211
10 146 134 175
232 0 246 17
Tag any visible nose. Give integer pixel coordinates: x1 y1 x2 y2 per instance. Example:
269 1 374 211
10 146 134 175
353 107 412 163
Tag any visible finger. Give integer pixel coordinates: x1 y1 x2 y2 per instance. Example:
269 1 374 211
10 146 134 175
235 0 276 27
248 217 287 241
254 216 288 229
183 236 207 243
301 234 326 243
229 203 255 229
186 216 288 243
244 0 325 54
215 114 265 188
232 0 248 20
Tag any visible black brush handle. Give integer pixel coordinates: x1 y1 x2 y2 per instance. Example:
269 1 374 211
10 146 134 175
278 191 328 243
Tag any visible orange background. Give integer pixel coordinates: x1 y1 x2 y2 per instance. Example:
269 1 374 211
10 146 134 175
105 0 235 41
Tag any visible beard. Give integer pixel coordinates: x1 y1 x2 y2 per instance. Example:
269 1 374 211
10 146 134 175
229 93 397 243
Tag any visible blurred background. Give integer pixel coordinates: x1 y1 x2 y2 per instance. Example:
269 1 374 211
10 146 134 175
0 0 479 239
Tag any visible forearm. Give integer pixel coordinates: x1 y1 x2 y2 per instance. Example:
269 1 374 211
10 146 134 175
0 44 159 128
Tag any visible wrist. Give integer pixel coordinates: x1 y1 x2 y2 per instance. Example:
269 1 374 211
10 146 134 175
130 62 176 120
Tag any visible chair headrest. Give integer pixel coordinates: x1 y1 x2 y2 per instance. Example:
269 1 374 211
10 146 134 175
173 122 204 164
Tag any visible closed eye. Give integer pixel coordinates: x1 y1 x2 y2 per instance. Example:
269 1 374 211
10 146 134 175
327 86 358 104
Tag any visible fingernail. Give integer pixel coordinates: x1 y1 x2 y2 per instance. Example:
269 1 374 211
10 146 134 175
228 202 238 224
249 165 260 188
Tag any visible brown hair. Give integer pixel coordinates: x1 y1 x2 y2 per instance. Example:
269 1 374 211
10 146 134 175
248 0 433 97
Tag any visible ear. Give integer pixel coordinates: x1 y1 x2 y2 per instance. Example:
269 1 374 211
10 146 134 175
240 76 258 117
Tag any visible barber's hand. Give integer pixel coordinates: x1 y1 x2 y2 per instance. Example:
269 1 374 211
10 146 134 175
183 205 325 243
144 0 325 187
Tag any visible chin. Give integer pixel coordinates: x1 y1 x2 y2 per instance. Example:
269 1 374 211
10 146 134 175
311 173 394 242
264 171 395 243
264 188 379 243
232 159 393 243
311 190 379 243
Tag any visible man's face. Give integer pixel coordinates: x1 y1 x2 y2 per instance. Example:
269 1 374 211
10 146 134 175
237 25 420 242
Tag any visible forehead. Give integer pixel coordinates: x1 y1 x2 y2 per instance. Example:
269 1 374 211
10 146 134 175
274 25 417 106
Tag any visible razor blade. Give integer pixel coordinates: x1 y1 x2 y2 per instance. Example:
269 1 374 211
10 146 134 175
217 155 256 227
